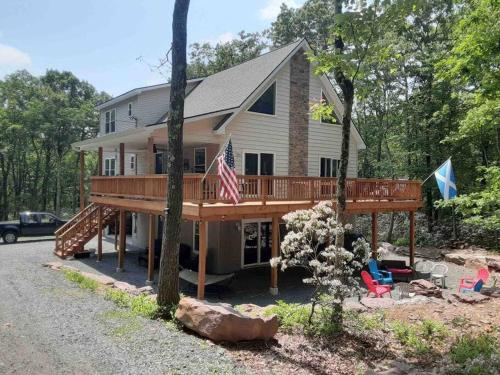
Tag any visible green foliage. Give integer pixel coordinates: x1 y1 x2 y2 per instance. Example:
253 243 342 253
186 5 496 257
436 166 500 232
265 300 340 336
104 288 159 319
447 333 500 375
104 288 132 308
391 319 448 357
393 238 409 247
186 31 267 79
450 334 498 365
62 269 99 291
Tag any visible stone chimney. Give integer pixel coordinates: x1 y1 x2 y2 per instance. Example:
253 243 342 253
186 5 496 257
288 48 310 176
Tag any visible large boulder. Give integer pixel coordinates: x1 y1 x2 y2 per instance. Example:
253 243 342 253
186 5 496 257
175 297 278 342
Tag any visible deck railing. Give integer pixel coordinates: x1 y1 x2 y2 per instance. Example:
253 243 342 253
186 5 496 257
90 174 422 205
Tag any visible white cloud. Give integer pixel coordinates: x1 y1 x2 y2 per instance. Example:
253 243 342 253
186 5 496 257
201 32 236 46
0 43 31 67
260 0 300 21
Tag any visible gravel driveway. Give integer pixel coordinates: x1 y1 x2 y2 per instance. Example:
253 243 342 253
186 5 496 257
0 240 245 375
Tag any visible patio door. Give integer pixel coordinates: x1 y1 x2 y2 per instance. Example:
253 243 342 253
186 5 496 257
242 219 273 267
243 152 274 198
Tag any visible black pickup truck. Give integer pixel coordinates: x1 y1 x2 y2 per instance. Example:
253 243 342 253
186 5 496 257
0 212 67 244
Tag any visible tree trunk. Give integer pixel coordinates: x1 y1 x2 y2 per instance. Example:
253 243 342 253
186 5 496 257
157 0 190 311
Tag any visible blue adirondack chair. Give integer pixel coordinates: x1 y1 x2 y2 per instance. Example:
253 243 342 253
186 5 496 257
368 258 393 285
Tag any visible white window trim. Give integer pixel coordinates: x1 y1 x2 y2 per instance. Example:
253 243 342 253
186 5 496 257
105 108 116 134
242 151 277 176
241 218 273 268
104 157 116 176
318 156 339 177
193 147 206 173
245 80 277 118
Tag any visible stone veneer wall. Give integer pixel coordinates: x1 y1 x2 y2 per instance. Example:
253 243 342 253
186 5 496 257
288 48 310 176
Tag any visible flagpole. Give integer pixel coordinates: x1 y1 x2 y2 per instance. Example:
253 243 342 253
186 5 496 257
201 133 232 182
420 157 451 186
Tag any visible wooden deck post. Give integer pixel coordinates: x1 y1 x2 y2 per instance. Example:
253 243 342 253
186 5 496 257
117 209 126 272
197 220 207 300
97 206 103 261
79 150 85 211
270 216 279 295
147 137 155 174
371 212 378 259
119 143 125 176
97 147 103 176
114 217 118 250
147 214 155 284
409 211 415 267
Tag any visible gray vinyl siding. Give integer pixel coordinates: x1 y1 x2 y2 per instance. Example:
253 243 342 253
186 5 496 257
135 87 170 127
308 66 359 177
228 61 290 175
99 97 138 135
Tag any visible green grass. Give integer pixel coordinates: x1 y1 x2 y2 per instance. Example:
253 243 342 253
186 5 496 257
62 269 99 291
393 237 409 246
390 319 449 357
104 288 159 319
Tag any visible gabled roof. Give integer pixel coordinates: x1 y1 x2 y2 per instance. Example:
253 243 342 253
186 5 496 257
96 78 204 110
183 39 303 119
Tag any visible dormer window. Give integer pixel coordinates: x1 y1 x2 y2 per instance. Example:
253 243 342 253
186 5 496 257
105 109 116 133
248 82 276 115
320 91 335 124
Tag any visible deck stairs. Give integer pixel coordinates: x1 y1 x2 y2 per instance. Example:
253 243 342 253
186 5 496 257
54 203 117 259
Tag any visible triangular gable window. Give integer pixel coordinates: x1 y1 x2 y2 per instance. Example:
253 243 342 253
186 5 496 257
248 82 276 115
321 91 336 124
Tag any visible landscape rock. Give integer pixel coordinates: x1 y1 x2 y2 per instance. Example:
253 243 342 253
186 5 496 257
175 297 278 342
80 271 116 286
379 242 396 253
345 300 368 312
395 295 429 305
452 292 490 304
410 279 442 298
487 260 500 272
42 261 64 270
60 265 80 273
113 281 137 293
137 286 154 295
360 297 396 309
445 249 500 267
236 303 271 318
480 287 500 298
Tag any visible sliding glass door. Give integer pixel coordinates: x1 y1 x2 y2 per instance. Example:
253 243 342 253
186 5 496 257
242 219 273 267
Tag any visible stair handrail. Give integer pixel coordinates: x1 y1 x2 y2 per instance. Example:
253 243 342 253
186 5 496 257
58 205 99 239
55 203 95 236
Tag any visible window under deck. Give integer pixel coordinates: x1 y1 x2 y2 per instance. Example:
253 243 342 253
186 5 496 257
89 174 422 220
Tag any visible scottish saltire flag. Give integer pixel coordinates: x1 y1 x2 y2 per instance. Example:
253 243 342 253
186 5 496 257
434 159 457 200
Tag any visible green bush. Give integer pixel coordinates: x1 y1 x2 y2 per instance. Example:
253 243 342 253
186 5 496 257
62 269 99 291
265 300 310 332
450 334 498 365
391 320 448 357
393 238 409 246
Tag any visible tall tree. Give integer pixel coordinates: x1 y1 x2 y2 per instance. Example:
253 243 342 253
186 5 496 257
157 0 190 311
187 31 267 78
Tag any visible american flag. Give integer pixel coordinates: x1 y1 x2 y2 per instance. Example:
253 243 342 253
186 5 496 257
217 139 240 204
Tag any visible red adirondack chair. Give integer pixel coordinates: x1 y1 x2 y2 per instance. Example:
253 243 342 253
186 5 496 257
361 271 392 298
458 268 490 293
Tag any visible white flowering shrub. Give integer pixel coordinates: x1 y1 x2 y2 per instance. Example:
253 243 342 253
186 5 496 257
271 201 370 330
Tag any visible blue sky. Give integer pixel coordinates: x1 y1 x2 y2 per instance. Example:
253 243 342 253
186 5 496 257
0 0 304 96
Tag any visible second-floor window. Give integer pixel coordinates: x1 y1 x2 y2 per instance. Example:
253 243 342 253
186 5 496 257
320 157 338 177
105 158 116 176
194 148 206 173
105 109 116 133
248 82 276 115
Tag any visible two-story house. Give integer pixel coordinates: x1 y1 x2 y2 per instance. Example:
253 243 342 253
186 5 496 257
56 39 421 299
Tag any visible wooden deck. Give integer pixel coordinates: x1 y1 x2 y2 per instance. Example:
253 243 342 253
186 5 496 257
89 174 422 220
